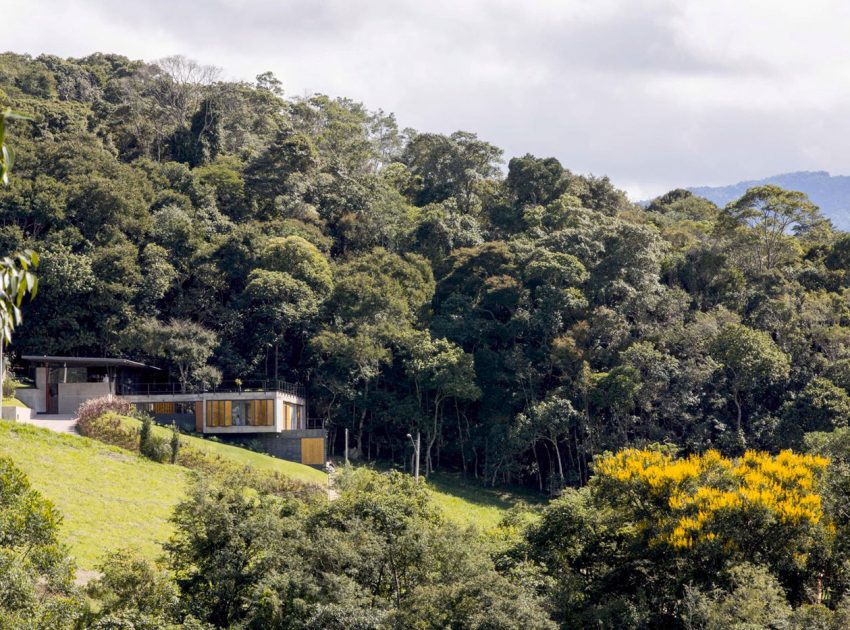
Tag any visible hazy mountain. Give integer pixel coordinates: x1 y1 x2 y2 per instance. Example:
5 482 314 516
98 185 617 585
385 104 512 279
688 171 850 230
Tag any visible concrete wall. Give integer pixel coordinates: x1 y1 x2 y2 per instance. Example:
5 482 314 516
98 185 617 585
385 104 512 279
222 429 326 466
16 367 48 413
15 388 43 413
1 405 31 422
57 382 111 415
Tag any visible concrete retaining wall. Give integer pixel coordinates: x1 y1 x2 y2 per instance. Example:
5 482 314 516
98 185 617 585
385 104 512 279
220 429 326 467
58 382 111 415
15 388 43 413
1 405 31 422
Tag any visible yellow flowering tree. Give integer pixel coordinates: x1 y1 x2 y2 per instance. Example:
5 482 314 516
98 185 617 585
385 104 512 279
526 447 833 627
594 448 828 554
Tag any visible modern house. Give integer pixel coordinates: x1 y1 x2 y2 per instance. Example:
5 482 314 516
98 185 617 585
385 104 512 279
17 355 325 466
18 355 159 414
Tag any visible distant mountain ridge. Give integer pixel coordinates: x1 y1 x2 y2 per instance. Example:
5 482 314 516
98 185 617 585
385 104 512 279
688 171 850 230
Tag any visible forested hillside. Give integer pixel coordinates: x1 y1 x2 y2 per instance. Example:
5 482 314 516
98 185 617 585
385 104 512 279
3 51 850 494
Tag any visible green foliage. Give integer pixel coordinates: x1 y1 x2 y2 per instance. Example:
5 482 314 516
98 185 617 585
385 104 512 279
682 563 791 630
129 318 218 391
170 422 180 464
163 467 553 629
0 108 32 186
780 377 850 448
1 374 18 399
0 456 80 627
85 550 179 628
710 323 791 439
139 414 171 463
721 184 823 272
524 448 831 627
6 50 850 500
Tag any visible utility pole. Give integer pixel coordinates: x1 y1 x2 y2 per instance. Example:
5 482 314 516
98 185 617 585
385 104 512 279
407 432 420 481
344 428 349 466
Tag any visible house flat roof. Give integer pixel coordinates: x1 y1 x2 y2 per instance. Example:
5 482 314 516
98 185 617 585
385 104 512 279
21 355 160 370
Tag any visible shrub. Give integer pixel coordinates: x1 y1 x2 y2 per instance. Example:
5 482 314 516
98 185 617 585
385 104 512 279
77 396 132 432
77 412 137 451
170 423 180 464
84 549 179 628
141 434 172 464
0 457 81 625
139 415 170 463
139 414 151 450
2 373 19 398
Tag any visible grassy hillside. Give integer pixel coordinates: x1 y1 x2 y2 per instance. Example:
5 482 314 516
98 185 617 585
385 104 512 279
0 420 189 571
118 415 327 485
0 417 537 571
423 472 544 530
0 417 326 570
342 463 545 531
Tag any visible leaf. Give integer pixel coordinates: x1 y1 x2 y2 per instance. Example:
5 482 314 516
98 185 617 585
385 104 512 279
2 144 13 171
3 110 34 122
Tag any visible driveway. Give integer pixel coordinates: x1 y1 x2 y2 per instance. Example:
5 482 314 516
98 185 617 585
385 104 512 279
22 413 79 434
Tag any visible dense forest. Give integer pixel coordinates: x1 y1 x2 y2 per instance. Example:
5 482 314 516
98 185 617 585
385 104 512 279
9 50 850 627
4 50 850 492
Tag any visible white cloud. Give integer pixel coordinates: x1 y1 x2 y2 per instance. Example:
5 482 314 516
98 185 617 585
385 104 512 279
6 0 850 199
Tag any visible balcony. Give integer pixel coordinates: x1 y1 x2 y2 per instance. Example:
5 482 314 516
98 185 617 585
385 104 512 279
117 379 306 398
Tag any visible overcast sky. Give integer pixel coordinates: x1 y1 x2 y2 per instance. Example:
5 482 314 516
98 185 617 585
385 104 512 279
7 0 850 199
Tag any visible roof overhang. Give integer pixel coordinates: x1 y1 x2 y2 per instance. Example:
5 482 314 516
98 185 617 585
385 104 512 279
21 355 160 370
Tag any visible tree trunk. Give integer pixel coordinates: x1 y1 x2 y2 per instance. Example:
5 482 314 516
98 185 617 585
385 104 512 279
533 442 543 491
425 396 441 475
550 437 565 485
456 401 467 476
734 389 743 433
356 407 367 455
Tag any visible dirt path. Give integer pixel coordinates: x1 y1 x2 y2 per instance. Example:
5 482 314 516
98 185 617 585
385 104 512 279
327 472 340 501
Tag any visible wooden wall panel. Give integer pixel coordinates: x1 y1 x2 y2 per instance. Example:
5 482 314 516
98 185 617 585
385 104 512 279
301 437 324 465
195 402 203 432
249 399 274 426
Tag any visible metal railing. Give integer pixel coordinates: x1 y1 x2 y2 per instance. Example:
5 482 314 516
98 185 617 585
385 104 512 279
117 379 306 398
305 417 325 430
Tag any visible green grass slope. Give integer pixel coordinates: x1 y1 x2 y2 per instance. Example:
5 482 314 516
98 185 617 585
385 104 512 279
0 421 190 571
118 415 328 485
426 472 544 530
0 417 537 570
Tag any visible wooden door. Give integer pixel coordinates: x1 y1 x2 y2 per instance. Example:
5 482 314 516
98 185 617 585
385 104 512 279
301 438 324 465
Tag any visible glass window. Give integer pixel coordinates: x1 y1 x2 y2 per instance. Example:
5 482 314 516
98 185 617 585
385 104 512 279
232 401 250 426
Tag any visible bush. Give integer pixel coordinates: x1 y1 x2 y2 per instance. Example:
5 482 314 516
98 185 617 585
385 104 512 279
77 412 138 451
84 550 179 628
2 373 19 399
0 457 81 626
77 397 132 432
139 415 171 463
170 423 180 464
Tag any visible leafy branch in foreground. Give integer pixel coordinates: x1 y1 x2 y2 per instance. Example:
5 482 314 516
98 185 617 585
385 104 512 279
0 108 37 397
0 107 32 185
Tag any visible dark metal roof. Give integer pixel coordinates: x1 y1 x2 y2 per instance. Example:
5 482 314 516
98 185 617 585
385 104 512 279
21 355 160 370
